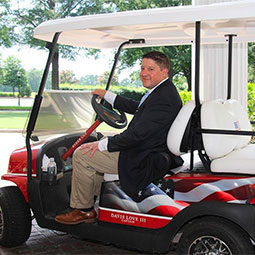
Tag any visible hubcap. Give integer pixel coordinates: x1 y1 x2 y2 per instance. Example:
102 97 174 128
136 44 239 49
188 236 232 255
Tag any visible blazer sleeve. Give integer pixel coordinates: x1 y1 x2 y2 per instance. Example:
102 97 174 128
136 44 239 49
113 95 139 114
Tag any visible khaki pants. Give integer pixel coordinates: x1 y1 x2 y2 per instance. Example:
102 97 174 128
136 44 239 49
70 147 119 209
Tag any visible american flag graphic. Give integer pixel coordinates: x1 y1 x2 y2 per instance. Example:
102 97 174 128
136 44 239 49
99 176 255 227
173 176 255 204
100 181 188 218
234 120 241 130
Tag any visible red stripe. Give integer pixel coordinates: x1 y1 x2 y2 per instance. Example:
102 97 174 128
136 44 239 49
227 184 255 200
173 179 217 192
201 184 255 202
201 191 236 202
148 205 181 217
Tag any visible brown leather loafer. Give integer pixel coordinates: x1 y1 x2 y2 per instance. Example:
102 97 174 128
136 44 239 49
55 209 97 225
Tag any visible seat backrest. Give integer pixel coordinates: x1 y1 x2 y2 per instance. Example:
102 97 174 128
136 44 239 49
201 99 252 159
167 100 196 156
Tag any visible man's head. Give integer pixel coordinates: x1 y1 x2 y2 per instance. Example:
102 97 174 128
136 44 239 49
140 51 170 89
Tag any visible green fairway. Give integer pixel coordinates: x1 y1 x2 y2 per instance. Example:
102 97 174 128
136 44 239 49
0 111 30 129
0 111 129 132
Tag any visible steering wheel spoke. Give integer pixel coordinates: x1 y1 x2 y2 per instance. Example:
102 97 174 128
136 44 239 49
92 95 127 129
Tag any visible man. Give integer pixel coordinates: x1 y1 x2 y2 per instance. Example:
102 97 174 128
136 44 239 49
55 51 183 224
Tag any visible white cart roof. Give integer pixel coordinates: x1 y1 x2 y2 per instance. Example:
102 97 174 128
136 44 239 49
34 0 255 49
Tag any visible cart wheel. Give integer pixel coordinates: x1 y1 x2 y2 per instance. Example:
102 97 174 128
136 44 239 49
0 186 32 247
176 216 254 255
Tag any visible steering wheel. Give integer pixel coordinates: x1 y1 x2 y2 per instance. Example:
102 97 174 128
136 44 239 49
62 94 127 160
91 94 127 129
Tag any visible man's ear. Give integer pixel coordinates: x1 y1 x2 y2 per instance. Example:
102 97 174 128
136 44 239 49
163 68 169 77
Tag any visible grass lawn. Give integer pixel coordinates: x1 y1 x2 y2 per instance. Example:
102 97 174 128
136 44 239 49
0 111 30 129
0 111 129 132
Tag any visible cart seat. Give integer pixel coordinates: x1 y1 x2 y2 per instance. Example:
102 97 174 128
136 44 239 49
201 99 255 174
167 100 196 156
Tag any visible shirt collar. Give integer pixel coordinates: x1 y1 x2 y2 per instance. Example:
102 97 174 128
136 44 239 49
147 77 168 95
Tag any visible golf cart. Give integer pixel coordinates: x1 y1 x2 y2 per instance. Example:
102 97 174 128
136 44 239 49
2 1 255 254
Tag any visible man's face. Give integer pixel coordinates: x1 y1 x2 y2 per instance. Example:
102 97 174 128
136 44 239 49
140 58 168 89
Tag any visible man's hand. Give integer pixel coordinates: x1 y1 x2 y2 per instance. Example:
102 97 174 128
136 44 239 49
92 89 106 98
79 141 99 158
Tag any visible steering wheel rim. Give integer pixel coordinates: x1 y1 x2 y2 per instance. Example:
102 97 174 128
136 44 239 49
91 94 127 129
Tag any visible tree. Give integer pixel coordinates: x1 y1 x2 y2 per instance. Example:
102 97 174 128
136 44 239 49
98 70 119 86
118 45 192 90
2 55 28 96
0 0 16 47
8 0 192 90
10 0 111 90
107 0 191 10
248 42 255 83
60 70 78 84
120 78 131 86
20 83 32 97
173 74 188 91
27 68 51 92
104 0 192 90
79 74 98 85
167 45 191 91
130 70 142 87
0 53 3 85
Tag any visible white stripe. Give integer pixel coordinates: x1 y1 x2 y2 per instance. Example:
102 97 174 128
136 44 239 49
4 173 36 177
102 193 186 214
138 194 186 212
99 206 173 220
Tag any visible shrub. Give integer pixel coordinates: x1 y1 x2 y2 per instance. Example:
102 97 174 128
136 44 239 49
59 83 191 103
0 92 13 97
110 87 146 101
248 83 255 121
20 85 32 97
179 90 192 105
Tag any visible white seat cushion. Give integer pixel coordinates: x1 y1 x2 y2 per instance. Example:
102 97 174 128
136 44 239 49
211 144 255 174
201 99 253 174
224 100 252 149
201 99 252 159
167 100 195 156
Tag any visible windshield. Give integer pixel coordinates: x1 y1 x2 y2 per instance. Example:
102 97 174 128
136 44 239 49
24 90 94 139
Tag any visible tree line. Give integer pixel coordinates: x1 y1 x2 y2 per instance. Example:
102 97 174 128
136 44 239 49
1 0 255 95
0 54 189 97
0 0 192 92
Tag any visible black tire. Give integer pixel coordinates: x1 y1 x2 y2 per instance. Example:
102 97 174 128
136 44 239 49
0 186 32 247
176 216 254 255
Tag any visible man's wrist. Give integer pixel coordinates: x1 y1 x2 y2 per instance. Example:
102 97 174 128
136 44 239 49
98 137 108 151
104 91 117 106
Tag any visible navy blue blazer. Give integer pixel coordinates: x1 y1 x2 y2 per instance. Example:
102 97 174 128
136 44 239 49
107 79 183 196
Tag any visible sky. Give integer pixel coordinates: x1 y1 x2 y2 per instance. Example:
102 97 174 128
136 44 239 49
2 0 137 81
1 45 119 79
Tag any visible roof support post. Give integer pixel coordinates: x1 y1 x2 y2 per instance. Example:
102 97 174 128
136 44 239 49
26 32 61 181
105 39 145 91
195 21 201 106
226 34 237 99
192 0 248 108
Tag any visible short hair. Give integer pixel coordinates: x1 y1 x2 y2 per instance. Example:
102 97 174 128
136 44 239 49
142 51 170 70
